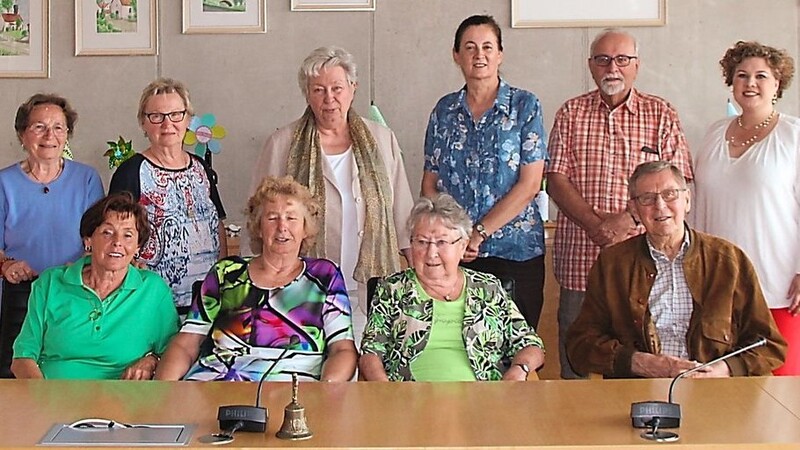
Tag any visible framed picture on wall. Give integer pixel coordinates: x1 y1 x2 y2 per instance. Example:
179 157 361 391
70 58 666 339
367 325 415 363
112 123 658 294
511 0 666 28
0 0 49 78
291 0 375 12
182 0 266 34
75 0 158 56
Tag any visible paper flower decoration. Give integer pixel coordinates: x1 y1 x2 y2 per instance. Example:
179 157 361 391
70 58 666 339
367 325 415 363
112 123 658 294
185 113 226 157
62 140 74 160
104 136 135 169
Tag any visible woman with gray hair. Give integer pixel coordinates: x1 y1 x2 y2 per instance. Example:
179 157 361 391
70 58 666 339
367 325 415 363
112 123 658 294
359 193 544 381
251 46 414 345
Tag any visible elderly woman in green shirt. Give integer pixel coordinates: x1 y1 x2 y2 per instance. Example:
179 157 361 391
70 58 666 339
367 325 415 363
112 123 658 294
359 194 544 381
11 193 179 380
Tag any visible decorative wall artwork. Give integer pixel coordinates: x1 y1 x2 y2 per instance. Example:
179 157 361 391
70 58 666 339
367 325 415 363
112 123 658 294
75 0 158 56
0 0 48 78
291 0 375 12
182 0 266 34
511 0 666 28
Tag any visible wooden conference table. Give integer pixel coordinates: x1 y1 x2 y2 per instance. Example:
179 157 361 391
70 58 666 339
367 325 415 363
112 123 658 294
1 377 799 449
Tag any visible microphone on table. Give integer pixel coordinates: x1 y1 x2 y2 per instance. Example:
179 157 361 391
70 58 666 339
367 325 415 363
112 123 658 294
217 335 301 433
630 337 767 440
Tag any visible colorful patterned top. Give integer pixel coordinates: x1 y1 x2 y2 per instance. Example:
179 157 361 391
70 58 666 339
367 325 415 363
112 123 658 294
546 88 693 291
424 79 549 262
181 256 354 382
109 153 225 308
361 268 544 381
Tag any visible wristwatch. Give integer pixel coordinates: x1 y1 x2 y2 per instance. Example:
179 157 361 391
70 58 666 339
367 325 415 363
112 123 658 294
474 223 489 240
514 363 530 378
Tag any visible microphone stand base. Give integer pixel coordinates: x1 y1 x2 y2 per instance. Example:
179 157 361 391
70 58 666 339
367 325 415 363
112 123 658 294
641 430 680 442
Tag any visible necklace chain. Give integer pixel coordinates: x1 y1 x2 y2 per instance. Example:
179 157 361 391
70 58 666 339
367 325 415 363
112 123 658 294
25 158 63 194
729 110 776 148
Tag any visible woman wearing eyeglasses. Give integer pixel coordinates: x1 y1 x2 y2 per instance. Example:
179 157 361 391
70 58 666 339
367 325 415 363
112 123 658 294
110 78 227 311
360 194 544 381
0 94 104 378
421 15 548 329
693 41 800 375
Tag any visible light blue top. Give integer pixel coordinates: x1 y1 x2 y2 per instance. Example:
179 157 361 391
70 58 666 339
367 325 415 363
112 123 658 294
0 159 104 273
424 79 548 261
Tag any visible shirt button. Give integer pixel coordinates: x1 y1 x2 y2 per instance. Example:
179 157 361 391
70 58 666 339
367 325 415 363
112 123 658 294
95 326 100 331
358 231 364 237
356 197 362 203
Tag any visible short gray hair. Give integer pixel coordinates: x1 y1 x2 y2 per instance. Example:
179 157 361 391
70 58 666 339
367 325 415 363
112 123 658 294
407 194 473 240
628 161 687 198
297 46 358 98
590 28 639 56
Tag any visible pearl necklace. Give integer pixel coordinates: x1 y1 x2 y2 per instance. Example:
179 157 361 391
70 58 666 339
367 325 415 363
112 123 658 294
728 110 776 148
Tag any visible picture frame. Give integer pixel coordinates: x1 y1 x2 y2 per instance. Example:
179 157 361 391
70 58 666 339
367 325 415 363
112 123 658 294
291 0 375 12
511 0 666 28
75 0 158 56
182 0 266 34
0 0 49 78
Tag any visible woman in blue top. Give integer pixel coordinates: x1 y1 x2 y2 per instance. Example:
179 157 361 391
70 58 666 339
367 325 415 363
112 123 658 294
0 94 104 378
421 15 549 327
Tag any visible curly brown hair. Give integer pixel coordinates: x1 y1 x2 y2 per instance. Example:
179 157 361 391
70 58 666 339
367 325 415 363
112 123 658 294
246 176 320 255
720 41 794 99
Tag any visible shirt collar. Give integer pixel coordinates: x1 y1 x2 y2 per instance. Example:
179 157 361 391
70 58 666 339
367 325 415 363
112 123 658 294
591 87 640 115
457 78 511 116
64 255 144 291
645 223 691 261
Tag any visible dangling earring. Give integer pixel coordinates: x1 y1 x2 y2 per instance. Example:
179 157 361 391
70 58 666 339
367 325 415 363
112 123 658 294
134 251 140 259
84 245 92 252
772 93 778 105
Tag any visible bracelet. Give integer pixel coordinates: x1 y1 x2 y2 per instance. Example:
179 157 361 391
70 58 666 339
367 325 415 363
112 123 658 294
144 351 161 362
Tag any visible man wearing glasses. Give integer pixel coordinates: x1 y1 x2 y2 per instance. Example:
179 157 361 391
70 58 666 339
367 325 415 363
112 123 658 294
565 162 786 378
546 29 694 378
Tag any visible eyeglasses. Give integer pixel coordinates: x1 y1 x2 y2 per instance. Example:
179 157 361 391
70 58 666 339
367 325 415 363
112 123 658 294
144 110 187 124
632 188 687 206
591 54 638 67
27 123 68 137
410 236 463 250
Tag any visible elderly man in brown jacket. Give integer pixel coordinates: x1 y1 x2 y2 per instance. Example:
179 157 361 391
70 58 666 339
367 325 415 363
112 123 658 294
566 161 786 378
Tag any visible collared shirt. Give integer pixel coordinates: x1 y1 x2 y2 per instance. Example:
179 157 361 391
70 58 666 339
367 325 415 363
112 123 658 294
646 230 693 359
424 79 549 262
547 88 693 290
13 256 179 379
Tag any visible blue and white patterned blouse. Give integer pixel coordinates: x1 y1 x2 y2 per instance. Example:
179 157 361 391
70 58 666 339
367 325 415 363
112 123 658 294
424 79 548 261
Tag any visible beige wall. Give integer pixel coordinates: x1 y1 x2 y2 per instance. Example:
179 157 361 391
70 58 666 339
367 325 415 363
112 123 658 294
1 0 798 225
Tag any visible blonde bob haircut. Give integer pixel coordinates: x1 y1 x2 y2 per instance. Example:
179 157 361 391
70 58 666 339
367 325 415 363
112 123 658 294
246 175 321 255
137 78 195 125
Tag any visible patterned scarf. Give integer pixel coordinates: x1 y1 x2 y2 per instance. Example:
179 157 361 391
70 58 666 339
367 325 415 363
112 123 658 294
286 107 400 283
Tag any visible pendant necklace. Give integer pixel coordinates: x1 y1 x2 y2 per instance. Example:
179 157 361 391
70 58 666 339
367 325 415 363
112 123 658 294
26 159 64 194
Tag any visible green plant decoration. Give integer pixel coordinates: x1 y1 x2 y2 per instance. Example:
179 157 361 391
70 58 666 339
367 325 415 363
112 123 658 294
104 136 135 169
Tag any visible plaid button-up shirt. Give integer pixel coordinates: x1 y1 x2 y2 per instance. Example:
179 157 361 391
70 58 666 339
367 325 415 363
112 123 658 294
547 89 693 291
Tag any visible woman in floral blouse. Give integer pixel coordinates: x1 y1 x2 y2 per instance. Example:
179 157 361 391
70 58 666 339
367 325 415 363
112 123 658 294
421 15 548 328
359 194 544 381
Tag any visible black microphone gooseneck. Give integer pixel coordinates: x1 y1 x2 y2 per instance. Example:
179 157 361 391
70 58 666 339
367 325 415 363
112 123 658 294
631 337 768 431
217 334 300 433
667 337 766 403
256 335 300 407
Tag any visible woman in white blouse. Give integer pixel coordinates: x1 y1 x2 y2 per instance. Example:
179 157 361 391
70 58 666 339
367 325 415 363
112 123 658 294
693 40 799 375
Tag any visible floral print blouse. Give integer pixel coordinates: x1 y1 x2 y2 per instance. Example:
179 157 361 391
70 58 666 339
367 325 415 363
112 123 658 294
424 79 549 262
361 268 544 381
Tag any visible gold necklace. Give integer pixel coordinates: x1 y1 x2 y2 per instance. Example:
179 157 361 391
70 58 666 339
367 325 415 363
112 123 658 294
729 110 776 148
25 158 64 194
